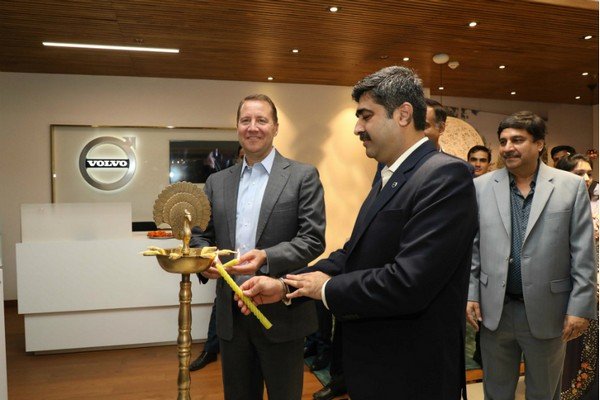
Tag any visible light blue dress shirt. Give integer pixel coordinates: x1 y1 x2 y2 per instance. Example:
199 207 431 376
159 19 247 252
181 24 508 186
235 147 275 282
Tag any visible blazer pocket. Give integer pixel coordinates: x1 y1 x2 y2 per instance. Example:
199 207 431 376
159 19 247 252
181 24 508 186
545 210 571 220
550 278 573 293
479 271 488 286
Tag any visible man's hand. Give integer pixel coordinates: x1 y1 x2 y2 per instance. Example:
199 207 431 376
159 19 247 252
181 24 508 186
466 301 482 331
228 249 267 275
200 262 221 280
562 315 589 342
284 271 331 300
235 276 285 315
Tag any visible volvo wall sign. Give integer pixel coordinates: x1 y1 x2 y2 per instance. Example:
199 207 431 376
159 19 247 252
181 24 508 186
79 136 137 190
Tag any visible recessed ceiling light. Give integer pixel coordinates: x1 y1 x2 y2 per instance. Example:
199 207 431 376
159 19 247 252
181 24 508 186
468 21 477 27
328 6 339 12
403 57 410 61
584 35 593 40
42 41 179 53
510 91 516 95
582 72 589 76
291 49 300 53
438 86 444 90
380 55 389 59
575 96 581 100
499 65 506 69
267 76 274 81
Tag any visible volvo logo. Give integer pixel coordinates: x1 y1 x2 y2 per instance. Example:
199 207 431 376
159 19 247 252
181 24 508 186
79 136 137 190
85 159 130 168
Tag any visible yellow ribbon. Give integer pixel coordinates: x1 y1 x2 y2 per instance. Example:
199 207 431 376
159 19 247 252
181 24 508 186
214 258 273 330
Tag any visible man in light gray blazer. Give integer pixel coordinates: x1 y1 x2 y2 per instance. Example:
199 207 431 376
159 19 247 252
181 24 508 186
190 94 325 400
467 111 597 400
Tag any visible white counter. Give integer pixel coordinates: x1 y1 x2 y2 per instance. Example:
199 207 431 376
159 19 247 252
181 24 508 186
16 203 216 352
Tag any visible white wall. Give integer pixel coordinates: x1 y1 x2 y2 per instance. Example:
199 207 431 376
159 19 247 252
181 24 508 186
0 72 596 300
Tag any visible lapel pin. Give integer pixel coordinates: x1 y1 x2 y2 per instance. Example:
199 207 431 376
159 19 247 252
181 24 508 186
391 182 398 188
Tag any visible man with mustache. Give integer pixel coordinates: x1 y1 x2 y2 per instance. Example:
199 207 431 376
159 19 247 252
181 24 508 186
466 111 596 399
236 66 478 399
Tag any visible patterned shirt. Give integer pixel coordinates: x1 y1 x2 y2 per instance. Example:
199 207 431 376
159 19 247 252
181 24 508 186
506 168 538 295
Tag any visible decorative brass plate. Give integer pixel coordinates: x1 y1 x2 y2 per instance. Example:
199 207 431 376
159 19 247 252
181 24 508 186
153 182 211 240
155 248 215 274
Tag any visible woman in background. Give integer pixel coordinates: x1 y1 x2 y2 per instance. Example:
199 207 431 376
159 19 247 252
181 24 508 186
556 154 598 400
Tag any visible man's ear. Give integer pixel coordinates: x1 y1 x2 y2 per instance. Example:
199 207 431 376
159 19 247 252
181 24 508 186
394 102 413 127
438 121 446 134
536 140 545 153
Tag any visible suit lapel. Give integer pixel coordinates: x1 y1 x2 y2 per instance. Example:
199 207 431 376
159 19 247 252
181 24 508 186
255 151 290 244
524 163 554 242
355 181 381 227
492 169 511 238
347 141 435 255
224 163 242 247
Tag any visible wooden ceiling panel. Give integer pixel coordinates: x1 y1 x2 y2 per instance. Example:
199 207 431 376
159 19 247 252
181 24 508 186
0 0 597 104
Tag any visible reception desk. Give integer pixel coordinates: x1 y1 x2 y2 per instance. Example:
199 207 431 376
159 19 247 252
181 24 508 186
16 203 215 352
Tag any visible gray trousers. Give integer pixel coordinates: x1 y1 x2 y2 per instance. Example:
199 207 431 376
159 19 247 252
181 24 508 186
220 308 304 400
481 299 566 400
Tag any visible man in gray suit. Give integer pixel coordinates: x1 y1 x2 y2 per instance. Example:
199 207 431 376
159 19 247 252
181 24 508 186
191 94 325 400
467 111 597 399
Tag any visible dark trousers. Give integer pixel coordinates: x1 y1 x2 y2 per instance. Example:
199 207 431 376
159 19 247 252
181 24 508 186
204 300 219 354
330 320 343 378
317 301 343 380
220 306 304 400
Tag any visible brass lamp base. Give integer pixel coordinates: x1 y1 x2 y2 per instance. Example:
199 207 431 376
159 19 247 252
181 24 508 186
157 253 214 400
177 273 192 400
151 181 213 399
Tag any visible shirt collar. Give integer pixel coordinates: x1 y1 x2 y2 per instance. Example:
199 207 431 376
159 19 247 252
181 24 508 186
241 147 276 176
381 137 429 176
509 161 540 189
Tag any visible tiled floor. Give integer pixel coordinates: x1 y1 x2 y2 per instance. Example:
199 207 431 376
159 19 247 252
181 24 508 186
467 377 525 400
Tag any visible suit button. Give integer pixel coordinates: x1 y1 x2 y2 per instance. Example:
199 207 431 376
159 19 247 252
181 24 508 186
501 281 506 287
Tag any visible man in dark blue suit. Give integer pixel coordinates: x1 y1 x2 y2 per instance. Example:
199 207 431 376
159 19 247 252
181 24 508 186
237 66 478 399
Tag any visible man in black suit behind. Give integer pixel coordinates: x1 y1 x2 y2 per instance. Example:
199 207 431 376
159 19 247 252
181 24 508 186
237 66 478 399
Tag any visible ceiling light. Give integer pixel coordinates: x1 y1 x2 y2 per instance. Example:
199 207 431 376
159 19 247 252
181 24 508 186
499 65 506 69
468 21 477 27
510 91 516 95
575 96 581 100
438 86 444 90
432 53 449 64
380 55 389 59
291 49 300 53
42 41 179 53
403 57 410 61
328 6 339 12
267 76 274 81
448 61 459 69
584 35 593 40
582 72 589 76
